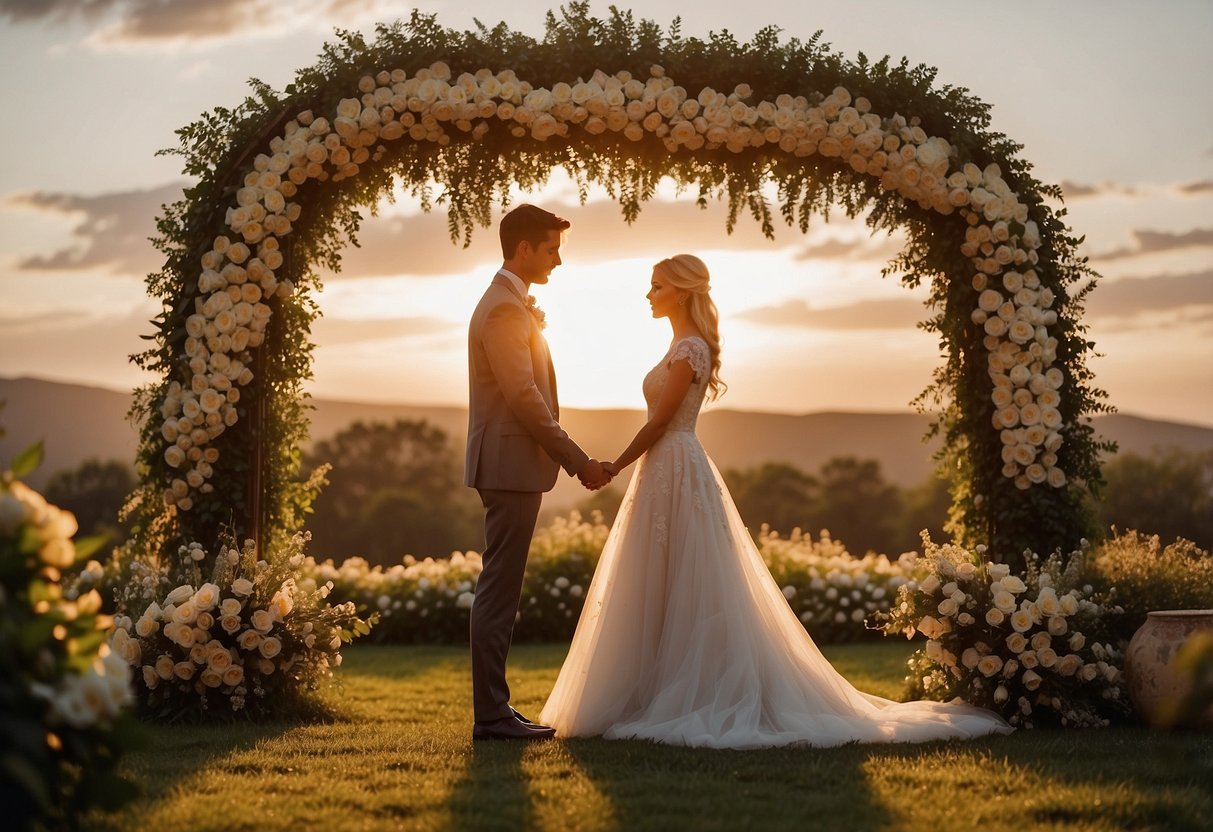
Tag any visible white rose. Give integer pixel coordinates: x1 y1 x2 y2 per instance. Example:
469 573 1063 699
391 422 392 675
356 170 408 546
984 316 1008 338
251 609 273 632
992 590 1017 614
1022 669 1042 691
985 607 1005 627
977 289 1004 313
917 615 946 639
193 582 220 611
1010 610 1033 632
977 655 1004 677
1008 320 1035 344
259 636 282 658
135 615 159 638
231 577 254 597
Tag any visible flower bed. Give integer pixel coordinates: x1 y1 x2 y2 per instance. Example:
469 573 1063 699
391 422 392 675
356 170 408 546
304 513 913 645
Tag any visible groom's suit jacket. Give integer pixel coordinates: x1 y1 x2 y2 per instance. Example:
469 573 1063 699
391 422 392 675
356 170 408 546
464 273 589 492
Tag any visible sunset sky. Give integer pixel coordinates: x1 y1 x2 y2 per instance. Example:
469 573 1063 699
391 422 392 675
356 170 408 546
1 0 1210 426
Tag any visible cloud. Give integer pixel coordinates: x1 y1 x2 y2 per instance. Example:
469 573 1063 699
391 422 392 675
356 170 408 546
7 182 186 276
1093 227 1213 261
734 297 927 330
1059 180 1102 199
311 314 458 345
1057 180 1138 200
2 178 814 281
1180 180 1213 195
0 0 392 46
0 0 117 23
792 233 902 262
1086 269 1213 318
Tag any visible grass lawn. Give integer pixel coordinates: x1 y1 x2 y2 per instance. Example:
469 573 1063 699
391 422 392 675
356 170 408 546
87 641 1213 832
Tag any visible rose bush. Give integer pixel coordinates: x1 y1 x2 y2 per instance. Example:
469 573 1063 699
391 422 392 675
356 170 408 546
881 534 1131 727
115 533 374 719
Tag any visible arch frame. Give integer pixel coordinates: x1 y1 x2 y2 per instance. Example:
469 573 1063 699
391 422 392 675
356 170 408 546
125 7 1112 585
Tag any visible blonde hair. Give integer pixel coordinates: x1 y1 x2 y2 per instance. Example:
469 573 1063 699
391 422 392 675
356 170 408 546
653 254 727 401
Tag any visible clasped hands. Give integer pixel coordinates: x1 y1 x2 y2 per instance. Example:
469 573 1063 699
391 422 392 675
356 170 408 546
578 458 620 491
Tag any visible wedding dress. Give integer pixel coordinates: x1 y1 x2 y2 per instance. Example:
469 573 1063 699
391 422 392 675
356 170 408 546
540 336 1012 748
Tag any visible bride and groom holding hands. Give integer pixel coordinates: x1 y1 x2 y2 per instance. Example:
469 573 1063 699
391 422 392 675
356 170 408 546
464 204 1011 747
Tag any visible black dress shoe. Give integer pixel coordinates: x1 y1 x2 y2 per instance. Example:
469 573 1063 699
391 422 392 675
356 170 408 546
472 715 556 741
511 707 536 725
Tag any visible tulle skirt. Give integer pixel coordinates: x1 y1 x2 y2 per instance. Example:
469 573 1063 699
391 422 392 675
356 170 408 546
540 430 1012 749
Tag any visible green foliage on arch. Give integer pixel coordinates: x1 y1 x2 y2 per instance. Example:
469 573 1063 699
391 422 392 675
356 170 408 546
126 4 1112 587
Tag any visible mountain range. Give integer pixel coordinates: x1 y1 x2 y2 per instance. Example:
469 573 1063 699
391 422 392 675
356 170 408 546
3 375 1211 510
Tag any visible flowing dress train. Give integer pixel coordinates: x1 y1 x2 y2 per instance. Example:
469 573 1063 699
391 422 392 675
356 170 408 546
539 336 1012 749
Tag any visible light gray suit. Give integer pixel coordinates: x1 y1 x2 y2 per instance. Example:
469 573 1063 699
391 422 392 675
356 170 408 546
465 272 588 722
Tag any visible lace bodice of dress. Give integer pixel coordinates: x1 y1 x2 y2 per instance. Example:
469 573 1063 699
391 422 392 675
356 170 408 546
642 336 711 432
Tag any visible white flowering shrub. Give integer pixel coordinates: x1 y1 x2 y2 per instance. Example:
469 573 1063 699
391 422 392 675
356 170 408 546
114 534 374 719
0 444 137 827
305 513 911 644
304 550 483 644
881 534 1131 728
761 527 917 643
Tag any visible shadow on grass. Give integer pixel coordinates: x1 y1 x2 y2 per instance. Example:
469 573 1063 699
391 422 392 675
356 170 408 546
82 719 298 831
560 737 893 832
445 740 535 831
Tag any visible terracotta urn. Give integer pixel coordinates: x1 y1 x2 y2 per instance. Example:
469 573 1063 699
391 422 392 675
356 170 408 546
1124 609 1213 727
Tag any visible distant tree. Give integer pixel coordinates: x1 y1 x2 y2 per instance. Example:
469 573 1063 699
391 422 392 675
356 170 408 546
810 457 902 555
723 462 819 536
895 472 952 553
1099 447 1213 548
43 459 136 546
304 420 481 564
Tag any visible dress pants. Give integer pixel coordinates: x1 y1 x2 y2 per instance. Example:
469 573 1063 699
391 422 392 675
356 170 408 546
471 488 543 723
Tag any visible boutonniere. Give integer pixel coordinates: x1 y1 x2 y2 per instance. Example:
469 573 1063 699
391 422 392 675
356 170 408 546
525 294 546 330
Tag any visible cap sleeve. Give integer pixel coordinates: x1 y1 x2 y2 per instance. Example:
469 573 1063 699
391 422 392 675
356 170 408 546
669 337 710 382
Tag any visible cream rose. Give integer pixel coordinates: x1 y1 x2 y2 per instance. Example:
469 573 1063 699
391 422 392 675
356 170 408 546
917 615 946 639
1010 610 1033 632
251 609 273 632
259 636 283 658
977 655 1004 677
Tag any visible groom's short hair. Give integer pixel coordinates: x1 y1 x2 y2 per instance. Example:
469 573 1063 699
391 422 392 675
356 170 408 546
500 204 570 258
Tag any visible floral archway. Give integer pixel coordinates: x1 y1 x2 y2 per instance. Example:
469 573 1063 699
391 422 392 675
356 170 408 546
127 7 1110 584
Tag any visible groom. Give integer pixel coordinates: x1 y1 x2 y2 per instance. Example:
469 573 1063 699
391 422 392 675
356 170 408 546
464 204 611 741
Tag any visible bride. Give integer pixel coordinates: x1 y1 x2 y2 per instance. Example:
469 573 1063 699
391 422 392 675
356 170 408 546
539 254 1012 749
